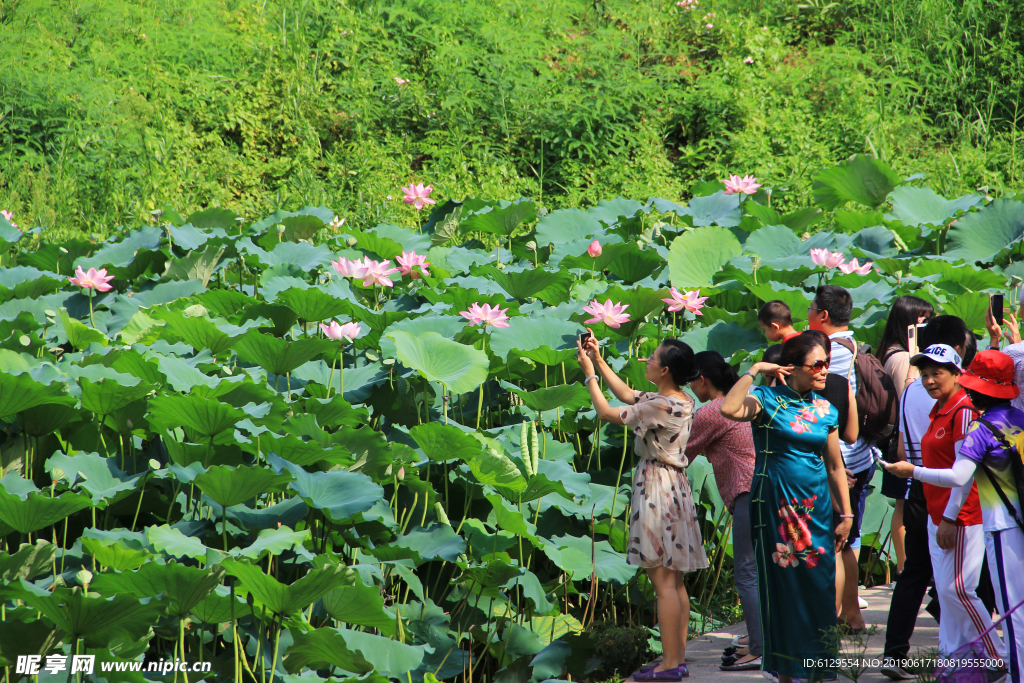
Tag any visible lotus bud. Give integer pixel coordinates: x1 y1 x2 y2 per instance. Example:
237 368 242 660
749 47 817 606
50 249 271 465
588 240 602 258
801 232 811 241
434 502 450 526
520 421 533 477
537 206 549 218
397 466 405 482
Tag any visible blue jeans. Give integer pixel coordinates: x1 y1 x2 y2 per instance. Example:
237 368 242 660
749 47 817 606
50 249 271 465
733 492 762 656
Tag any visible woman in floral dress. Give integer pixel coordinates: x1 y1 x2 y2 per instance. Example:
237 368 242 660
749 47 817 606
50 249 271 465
578 333 708 681
720 332 853 683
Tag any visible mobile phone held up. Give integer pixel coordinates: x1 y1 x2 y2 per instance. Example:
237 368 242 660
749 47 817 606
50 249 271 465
579 331 592 344
907 323 918 356
992 294 1004 326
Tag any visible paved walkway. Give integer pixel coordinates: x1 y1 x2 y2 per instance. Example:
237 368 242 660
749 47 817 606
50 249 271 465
627 584 943 682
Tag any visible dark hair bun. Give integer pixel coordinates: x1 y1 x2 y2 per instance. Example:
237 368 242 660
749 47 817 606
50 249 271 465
693 351 740 392
660 339 700 385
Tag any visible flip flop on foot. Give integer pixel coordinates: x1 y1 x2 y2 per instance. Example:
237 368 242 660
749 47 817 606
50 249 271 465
634 664 689 681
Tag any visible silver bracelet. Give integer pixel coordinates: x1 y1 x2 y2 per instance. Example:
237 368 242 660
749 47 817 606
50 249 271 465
583 374 599 386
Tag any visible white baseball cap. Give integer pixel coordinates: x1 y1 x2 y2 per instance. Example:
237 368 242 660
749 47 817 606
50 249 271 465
909 343 962 371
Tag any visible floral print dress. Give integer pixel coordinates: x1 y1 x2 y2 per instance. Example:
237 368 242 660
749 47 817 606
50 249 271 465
620 390 709 572
747 384 839 680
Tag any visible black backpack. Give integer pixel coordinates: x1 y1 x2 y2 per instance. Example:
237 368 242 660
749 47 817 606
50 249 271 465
833 337 899 443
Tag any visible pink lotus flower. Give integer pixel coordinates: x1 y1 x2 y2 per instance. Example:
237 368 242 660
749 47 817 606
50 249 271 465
400 183 436 210
331 256 371 280
394 77 409 86
662 287 708 315
722 174 761 195
460 303 510 328
838 258 874 275
396 250 431 279
360 259 401 287
587 240 602 258
743 57 754 64
705 23 714 28
583 299 631 328
321 320 361 341
810 249 845 269
69 266 114 292
0 210 16 228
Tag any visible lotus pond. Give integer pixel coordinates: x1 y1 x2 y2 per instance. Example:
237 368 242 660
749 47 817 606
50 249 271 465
0 155 1022 682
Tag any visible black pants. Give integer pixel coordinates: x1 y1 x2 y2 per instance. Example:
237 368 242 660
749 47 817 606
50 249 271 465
884 483 997 658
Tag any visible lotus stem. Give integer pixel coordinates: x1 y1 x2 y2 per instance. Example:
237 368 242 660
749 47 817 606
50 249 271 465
268 619 282 683
286 372 291 401
88 288 96 330
340 346 345 398
609 424 629 522
327 356 337 399
131 475 147 532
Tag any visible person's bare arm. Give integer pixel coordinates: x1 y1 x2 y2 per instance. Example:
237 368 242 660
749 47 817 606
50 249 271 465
841 385 858 444
583 332 637 405
823 429 853 550
720 362 789 421
577 339 627 424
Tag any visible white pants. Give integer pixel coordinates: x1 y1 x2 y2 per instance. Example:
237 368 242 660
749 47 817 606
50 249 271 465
927 519 1004 659
986 526 1024 683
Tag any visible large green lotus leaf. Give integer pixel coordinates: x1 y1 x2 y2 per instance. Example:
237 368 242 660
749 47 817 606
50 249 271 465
0 484 92 534
681 320 766 357
193 465 293 509
688 192 741 227
22 583 165 645
473 265 573 304
279 215 325 242
46 452 142 505
262 241 334 270
0 373 70 422
887 186 983 227
668 227 743 288
225 497 308 531
189 585 253 623
222 558 356 615
607 246 664 284
146 524 207 559
945 199 1024 264
461 198 538 239
157 310 244 356
277 459 383 523
0 541 55 582
743 224 803 260
283 628 378 675
746 283 813 321
75 227 162 270
369 524 467 564
488 316 581 364
379 315 469 360
302 395 369 429
322 583 397 636
779 207 824 232
812 154 902 210
187 207 239 230
276 287 349 322
252 432 333 467
81 537 151 571
90 561 226 617
543 535 636 584
155 355 241 396
0 267 65 300
1 386 75 430
367 223 431 255
147 395 244 438
833 210 884 233
941 291 989 335
589 198 646 226
909 260 1005 292
163 244 225 287
233 331 335 375
197 289 251 320
559 240 632 272
387 330 489 394
463 441 527 493
79 377 152 416
17 239 93 275
534 209 603 248
485 494 539 539
232 526 309 560
501 382 591 414
57 308 106 349
0 617 56 667
410 422 485 462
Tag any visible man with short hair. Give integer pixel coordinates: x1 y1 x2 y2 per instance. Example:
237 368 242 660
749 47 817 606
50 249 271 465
809 285 872 630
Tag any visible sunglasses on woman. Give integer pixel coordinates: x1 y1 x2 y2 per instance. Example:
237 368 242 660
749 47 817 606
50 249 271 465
801 359 830 372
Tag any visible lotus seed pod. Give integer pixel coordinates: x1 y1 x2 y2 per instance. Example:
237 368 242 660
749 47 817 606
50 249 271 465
76 568 93 588
537 206 549 217
520 421 533 477
149 459 161 470
434 501 450 526
50 468 65 483
346 237 358 247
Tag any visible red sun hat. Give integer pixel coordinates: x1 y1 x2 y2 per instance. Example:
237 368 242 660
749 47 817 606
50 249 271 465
959 350 1020 400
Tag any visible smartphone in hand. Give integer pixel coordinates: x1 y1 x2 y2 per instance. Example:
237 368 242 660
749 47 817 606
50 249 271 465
907 323 919 356
579 331 593 344
992 294 1004 326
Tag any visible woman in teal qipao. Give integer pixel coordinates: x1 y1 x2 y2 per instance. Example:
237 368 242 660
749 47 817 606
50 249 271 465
721 333 853 683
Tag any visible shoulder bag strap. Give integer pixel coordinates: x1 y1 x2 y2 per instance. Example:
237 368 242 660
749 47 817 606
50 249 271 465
901 387 915 462
973 418 1024 533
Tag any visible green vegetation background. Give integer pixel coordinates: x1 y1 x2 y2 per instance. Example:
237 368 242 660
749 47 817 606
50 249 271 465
1 0 1022 238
